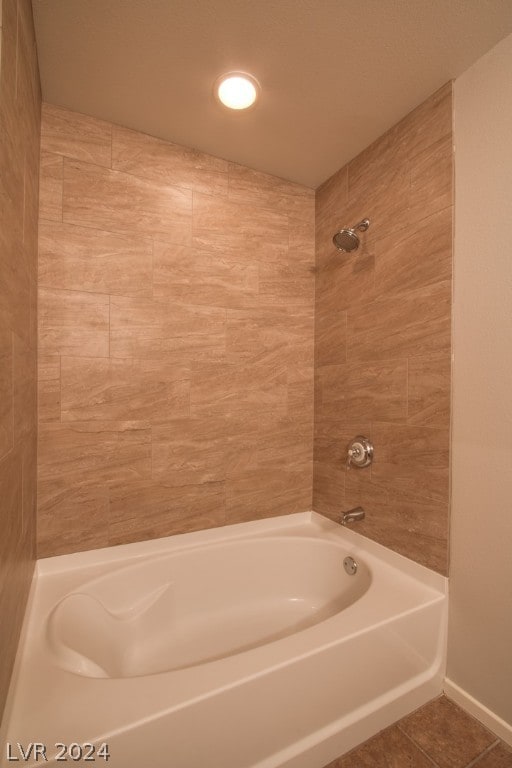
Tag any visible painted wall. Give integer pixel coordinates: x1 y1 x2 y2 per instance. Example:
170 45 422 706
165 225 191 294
314 84 453 574
37 105 315 557
0 0 40 720
448 33 512 729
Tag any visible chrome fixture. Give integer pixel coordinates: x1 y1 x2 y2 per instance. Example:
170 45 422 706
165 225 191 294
341 507 366 526
346 436 374 469
343 556 358 575
332 218 370 252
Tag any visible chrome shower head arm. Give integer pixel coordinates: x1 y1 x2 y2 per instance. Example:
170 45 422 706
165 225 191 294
354 218 370 232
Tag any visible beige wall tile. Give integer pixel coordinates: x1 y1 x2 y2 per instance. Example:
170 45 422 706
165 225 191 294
316 246 375 312
226 468 311 523
219 415 313 482
41 103 112 168
38 421 152 487
289 214 316 264
0 328 13 460
314 419 372 522
0 192 29 341
21 431 37 545
112 125 228 196
153 241 258 307
347 280 451 361
189 362 287 421
375 206 453 297
2 57 18 248
108 480 226 545
346 169 410 245
252 419 312 473
344 450 448 539
12 332 36 441
315 307 346 367
400 82 453 160
63 158 192 245
408 354 451 428
315 409 362 443
192 191 288 261
348 123 408 202
152 418 228 486
15 1 40 153
38 355 61 423
371 422 450 504
37 479 109 557
0 241 31 346
110 295 226 361
23 143 41 262
61 356 190 422
0 0 18 120
316 360 408 423
39 220 153 297
1 0 40 721
39 287 110 357
39 151 63 222
345 472 449 573
258 261 315 307
29 277 37 355
0 450 30 716
226 306 312 367
359 520 449 574
228 162 314 217
347 126 410 243
409 135 453 224
0 449 23 602
313 439 345 519
315 166 348 255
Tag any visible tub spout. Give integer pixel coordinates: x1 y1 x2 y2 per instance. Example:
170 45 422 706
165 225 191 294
340 507 365 526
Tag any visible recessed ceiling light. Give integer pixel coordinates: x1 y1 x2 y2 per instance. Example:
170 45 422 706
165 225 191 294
215 72 260 110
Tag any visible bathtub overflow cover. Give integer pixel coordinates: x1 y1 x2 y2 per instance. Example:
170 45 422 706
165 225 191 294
343 556 358 576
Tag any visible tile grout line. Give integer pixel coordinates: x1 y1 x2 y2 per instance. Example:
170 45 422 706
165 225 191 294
464 739 501 768
397 725 442 767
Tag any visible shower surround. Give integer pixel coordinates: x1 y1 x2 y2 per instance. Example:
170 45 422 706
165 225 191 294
314 84 453 574
37 85 453 575
37 105 315 557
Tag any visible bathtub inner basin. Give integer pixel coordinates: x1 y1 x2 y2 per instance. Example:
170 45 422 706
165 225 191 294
46 537 371 679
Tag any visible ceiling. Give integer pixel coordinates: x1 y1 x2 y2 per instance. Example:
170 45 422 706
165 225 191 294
32 0 512 188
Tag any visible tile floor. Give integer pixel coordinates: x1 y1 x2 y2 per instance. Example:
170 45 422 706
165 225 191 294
323 695 512 767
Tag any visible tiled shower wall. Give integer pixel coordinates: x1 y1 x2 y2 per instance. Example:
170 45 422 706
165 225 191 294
314 84 453 574
0 0 40 718
37 104 315 557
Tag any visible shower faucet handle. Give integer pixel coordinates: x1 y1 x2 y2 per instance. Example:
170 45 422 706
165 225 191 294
346 436 373 469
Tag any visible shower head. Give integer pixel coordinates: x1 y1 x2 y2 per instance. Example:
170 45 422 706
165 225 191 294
332 218 370 252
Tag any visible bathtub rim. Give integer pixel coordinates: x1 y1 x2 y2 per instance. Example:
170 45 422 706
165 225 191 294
33 511 447 595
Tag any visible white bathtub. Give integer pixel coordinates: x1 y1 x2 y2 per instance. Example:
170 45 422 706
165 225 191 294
2 512 447 768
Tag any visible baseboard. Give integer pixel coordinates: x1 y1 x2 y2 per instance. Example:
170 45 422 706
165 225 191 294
444 678 512 747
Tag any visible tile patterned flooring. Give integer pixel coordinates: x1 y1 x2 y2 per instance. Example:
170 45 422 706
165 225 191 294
323 696 512 767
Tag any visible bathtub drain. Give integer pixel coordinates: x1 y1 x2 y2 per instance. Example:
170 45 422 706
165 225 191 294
343 556 358 575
